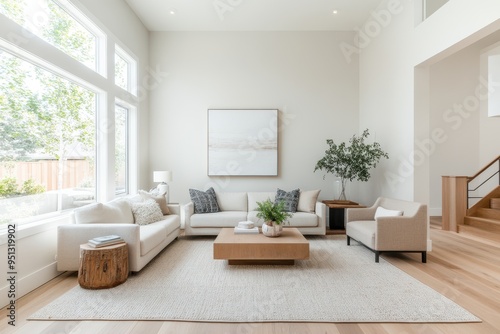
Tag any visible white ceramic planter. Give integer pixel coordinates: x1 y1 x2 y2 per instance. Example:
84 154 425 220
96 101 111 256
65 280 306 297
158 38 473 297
261 222 282 237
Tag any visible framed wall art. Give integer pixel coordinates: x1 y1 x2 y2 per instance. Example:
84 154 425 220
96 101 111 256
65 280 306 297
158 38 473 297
207 109 278 176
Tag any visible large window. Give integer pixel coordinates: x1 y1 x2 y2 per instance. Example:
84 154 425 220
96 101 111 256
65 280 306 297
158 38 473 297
0 0 137 228
0 50 96 225
115 104 128 195
0 0 103 72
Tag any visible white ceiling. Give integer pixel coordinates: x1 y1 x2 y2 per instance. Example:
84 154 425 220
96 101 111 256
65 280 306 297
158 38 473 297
124 0 384 32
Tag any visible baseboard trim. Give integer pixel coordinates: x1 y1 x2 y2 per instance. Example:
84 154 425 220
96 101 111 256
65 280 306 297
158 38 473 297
429 208 442 216
0 261 61 309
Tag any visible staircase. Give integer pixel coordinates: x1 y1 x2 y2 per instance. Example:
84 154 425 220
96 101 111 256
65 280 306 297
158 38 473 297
460 195 500 243
442 155 500 243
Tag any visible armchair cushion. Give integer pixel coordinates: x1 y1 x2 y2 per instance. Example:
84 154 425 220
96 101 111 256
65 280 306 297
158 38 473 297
374 207 403 219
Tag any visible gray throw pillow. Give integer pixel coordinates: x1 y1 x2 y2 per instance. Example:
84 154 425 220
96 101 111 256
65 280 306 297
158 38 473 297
189 187 220 213
275 188 300 212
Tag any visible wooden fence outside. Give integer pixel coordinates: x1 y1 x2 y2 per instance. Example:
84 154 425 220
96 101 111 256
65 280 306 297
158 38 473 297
0 160 93 192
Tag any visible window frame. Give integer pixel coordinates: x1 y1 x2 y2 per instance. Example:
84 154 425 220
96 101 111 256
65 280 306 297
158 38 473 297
115 44 137 95
114 101 130 196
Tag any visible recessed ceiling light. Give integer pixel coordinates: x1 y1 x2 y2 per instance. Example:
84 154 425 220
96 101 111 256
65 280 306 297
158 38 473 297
169 8 176 15
332 9 338 15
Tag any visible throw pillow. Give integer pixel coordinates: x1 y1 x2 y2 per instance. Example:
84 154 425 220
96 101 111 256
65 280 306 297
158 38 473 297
189 187 220 214
138 189 170 215
374 206 403 219
297 189 321 213
74 201 134 224
131 199 164 225
275 188 300 212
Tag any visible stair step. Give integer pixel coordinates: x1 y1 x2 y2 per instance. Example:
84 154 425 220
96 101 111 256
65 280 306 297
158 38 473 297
491 198 500 210
458 224 500 244
475 208 500 220
463 216 500 232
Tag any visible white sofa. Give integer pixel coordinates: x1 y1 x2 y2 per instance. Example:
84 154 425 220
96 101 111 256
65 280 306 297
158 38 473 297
183 191 326 236
57 198 181 272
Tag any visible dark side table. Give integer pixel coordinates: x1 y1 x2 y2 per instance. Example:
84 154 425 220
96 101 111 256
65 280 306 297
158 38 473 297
322 200 366 234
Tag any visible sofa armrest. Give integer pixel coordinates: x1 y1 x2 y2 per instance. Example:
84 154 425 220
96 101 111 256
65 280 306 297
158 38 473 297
375 205 428 250
183 202 194 225
57 223 140 272
314 201 327 235
346 206 377 222
167 203 180 215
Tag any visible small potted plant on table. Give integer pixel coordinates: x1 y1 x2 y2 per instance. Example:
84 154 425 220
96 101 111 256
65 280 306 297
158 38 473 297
256 199 293 237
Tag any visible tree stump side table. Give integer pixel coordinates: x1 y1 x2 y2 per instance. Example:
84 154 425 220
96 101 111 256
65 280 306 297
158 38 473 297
78 243 129 289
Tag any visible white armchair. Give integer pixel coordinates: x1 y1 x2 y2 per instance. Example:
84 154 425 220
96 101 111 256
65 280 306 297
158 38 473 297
346 197 428 263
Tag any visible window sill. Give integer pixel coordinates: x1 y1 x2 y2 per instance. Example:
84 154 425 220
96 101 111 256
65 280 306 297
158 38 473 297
0 213 72 245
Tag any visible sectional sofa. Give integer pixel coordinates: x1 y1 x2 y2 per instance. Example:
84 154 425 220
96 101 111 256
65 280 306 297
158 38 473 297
183 190 326 236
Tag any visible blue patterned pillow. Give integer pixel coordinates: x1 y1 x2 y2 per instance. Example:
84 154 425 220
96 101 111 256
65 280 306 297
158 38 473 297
189 187 220 213
275 188 300 212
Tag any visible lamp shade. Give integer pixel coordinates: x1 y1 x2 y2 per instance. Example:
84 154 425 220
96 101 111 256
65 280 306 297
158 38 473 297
153 171 172 183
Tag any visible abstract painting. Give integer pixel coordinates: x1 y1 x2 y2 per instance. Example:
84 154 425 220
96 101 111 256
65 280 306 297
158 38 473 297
208 109 278 176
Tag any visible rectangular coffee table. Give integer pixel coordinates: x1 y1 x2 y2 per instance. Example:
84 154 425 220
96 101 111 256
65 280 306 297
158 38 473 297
213 227 309 265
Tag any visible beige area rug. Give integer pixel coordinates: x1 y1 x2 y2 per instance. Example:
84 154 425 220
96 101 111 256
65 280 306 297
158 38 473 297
29 235 480 323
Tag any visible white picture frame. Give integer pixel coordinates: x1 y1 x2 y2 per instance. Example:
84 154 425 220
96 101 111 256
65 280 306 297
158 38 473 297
208 109 278 176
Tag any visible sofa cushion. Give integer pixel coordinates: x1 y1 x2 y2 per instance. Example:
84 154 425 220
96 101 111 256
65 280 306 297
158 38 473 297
297 189 320 213
190 211 248 228
74 201 134 224
346 221 376 249
275 188 300 212
139 190 170 215
131 200 164 225
216 192 247 211
247 192 275 211
247 211 318 227
375 207 403 219
288 212 319 227
139 223 166 256
189 187 220 213
153 215 180 235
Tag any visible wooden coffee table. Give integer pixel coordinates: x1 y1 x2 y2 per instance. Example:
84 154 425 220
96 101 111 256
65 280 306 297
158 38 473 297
213 227 309 265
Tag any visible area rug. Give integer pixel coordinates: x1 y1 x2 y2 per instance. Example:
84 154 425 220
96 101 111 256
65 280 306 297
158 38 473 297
29 235 480 323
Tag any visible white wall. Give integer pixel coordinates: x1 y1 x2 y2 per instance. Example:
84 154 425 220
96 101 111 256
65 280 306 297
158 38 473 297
359 0 500 209
428 46 481 214
358 0 417 205
480 41 500 164
149 31 360 204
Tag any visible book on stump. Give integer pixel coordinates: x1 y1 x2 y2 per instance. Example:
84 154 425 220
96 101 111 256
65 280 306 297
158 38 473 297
88 235 125 248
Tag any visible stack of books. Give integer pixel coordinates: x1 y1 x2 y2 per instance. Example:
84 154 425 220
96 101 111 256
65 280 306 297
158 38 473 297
88 235 125 248
234 221 259 234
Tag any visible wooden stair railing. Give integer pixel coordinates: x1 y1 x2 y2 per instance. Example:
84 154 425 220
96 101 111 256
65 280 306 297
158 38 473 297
442 155 500 232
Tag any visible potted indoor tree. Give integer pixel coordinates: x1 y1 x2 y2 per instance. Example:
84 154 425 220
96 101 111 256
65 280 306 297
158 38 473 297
256 199 293 237
314 129 388 201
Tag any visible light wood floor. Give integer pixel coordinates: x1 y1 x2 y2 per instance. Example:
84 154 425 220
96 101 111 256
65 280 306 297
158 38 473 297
2 218 500 334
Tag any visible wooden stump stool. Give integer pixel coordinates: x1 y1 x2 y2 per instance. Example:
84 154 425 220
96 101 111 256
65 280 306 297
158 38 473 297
78 243 129 289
